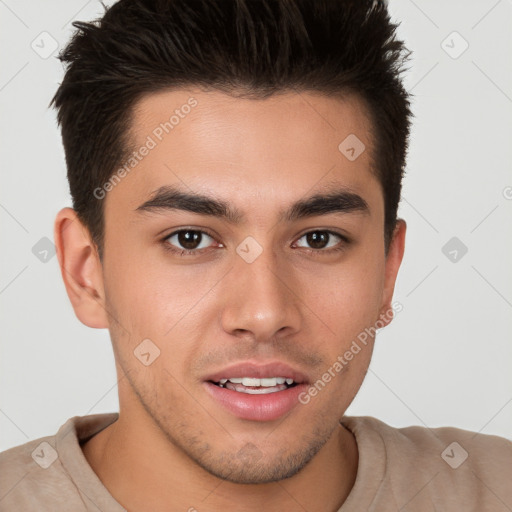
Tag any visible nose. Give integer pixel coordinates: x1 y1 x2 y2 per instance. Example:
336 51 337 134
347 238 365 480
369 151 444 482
220 244 302 343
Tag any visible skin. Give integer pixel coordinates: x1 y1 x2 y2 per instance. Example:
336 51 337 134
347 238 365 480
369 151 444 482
54 89 406 512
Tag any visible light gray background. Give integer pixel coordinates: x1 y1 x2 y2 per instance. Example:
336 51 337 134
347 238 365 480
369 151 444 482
1 0 511 451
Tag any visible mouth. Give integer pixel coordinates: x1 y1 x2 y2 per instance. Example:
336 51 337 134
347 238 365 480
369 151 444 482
210 376 298 394
203 362 309 422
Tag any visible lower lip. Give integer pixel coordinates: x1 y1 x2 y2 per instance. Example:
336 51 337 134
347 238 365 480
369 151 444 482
203 382 308 422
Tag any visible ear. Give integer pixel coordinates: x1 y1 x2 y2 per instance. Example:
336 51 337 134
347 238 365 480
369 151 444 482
53 207 109 329
378 219 406 327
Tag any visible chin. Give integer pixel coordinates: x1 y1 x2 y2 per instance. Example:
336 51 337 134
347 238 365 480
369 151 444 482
187 434 329 485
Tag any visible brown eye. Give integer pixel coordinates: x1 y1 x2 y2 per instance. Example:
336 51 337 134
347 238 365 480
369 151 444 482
305 232 329 249
295 230 346 251
165 230 216 252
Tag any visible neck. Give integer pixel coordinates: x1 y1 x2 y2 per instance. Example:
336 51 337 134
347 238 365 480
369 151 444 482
82 407 358 512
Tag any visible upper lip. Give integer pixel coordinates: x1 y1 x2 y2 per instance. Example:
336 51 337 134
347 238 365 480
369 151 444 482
204 361 309 384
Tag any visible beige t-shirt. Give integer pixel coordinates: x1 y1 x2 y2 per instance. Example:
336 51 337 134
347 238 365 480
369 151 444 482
0 412 511 511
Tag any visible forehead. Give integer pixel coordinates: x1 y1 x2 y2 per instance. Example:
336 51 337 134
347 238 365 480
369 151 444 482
131 87 374 160
105 88 380 218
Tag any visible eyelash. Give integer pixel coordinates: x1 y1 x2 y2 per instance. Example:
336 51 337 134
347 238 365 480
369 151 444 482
161 228 350 257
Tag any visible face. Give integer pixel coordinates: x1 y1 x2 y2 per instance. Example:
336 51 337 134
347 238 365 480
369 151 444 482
65 89 404 484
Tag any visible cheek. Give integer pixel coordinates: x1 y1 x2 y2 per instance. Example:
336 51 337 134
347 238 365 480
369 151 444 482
103 250 218 375
103 240 196 332
301 254 385 338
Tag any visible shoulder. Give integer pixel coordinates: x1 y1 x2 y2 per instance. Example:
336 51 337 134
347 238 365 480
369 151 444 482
343 416 512 510
0 433 80 510
0 413 120 511
347 415 512 463
381 416 510 469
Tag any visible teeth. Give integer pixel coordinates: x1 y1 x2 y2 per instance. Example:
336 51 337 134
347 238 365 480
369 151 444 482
235 386 283 395
216 377 295 387
242 377 260 387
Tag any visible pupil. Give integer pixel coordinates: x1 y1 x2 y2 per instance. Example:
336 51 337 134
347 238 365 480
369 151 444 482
307 232 328 249
178 230 201 249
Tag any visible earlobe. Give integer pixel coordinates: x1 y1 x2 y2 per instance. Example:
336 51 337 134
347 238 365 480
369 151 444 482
378 219 406 327
53 207 110 329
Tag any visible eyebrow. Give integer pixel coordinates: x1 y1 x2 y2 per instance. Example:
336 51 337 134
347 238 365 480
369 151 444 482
135 184 369 223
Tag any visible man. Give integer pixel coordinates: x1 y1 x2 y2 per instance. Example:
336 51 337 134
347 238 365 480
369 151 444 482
1 0 510 510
